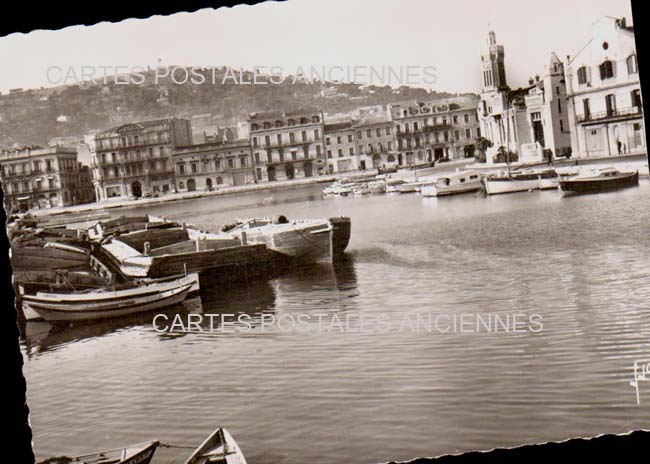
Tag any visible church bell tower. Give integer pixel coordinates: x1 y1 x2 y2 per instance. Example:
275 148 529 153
481 29 507 93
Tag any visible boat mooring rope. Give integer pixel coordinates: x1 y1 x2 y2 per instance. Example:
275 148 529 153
159 442 197 449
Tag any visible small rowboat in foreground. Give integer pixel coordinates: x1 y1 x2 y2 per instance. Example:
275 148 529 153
38 440 159 464
22 274 198 322
185 427 247 464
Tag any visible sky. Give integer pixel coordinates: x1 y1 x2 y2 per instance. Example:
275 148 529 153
0 0 635 94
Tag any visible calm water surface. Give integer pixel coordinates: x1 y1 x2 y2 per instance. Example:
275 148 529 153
20 181 650 463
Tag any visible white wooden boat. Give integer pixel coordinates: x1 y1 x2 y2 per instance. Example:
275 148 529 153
559 167 639 194
22 274 198 322
185 428 246 464
398 181 427 193
223 216 351 264
368 180 386 193
322 182 356 196
385 179 406 193
483 168 559 195
353 184 371 195
38 440 159 464
421 171 483 197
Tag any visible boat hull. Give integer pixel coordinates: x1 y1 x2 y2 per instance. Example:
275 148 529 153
420 181 482 197
560 171 639 194
23 275 197 322
39 440 159 464
185 428 247 464
483 177 558 195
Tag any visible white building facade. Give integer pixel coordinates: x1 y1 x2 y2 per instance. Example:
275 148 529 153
565 17 644 158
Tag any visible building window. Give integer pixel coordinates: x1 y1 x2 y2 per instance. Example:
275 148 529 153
349 147 354 156
599 60 615 80
583 98 591 119
326 136 331 145
327 150 332 159
627 54 638 74
632 89 642 109
347 134 353 143
337 136 342 144
577 66 589 84
255 152 261 164
605 94 616 116
338 149 343 157
240 156 247 167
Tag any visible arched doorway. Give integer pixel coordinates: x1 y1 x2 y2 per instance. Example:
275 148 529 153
187 179 196 191
372 154 381 168
206 178 213 191
132 181 142 198
267 166 276 181
285 164 295 179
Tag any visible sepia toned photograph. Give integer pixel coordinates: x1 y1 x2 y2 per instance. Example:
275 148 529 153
1 0 649 462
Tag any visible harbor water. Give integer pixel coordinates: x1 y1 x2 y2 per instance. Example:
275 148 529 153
20 180 650 463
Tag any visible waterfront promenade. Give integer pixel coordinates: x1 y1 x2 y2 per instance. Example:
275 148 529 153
21 154 648 219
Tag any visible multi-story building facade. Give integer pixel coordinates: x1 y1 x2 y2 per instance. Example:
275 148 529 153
353 117 397 170
323 121 358 173
565 16 644 158
173 139 255 191
249 109 325 182
389 99 480 164
91 118 192 201
0 146 94 211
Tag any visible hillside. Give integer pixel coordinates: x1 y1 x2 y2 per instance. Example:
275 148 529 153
0 67 477 147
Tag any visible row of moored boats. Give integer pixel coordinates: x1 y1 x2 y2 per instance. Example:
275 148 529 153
322 166 641 198
10 213 351 323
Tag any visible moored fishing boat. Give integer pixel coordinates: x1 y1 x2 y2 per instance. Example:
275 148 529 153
420 171 483 197
368 179 387 193
397 181 423 193
15 270 113 321
22 273 198 322
322 181 356 196
385 179 406 193
483 168 559 195
353 184 371 195
222 215 351 264
38 440 159 464
559 167 639 194
184 427 246 464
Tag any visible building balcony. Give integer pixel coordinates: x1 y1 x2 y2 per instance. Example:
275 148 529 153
257 154 320 166
577 106 643 124
396 124 453 137
255 139 320 150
